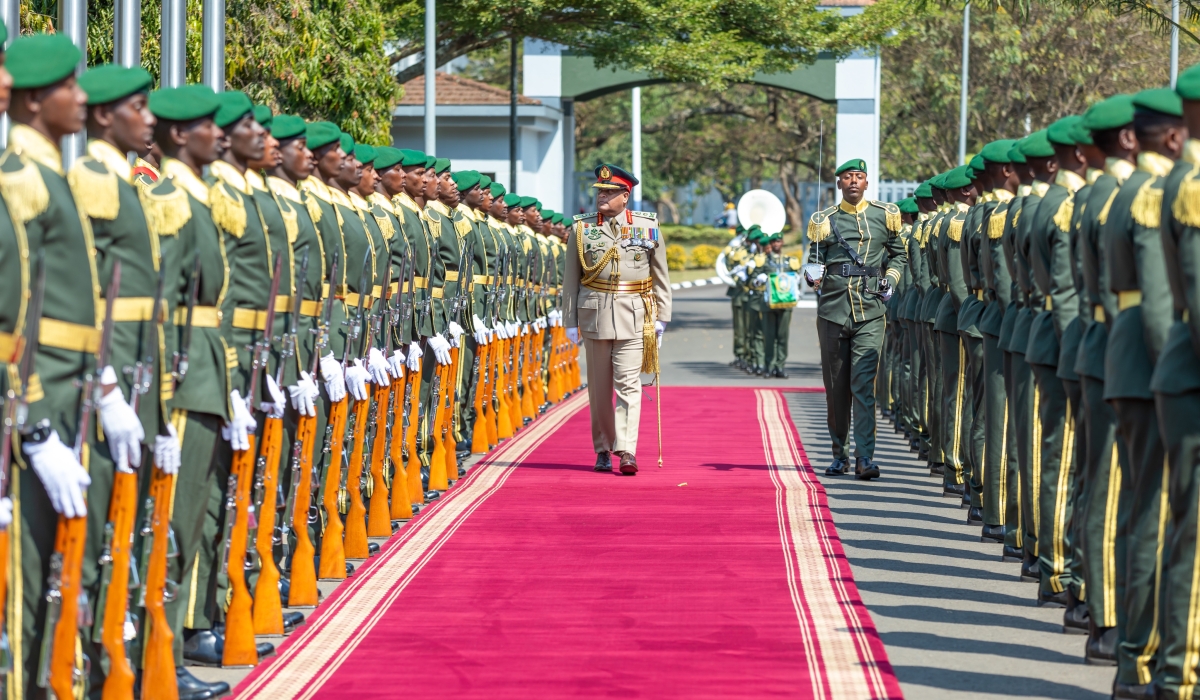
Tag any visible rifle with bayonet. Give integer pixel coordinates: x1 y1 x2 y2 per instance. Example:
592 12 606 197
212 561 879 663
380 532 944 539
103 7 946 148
404 226 439 504
518 247 538 424
341 250 375 559
277 248 308 593
222 253 285 665
426 229 468 492
42 261 121 698
494 248 515 440
441 233 476 483
366 257 396 537
469 242 496 454
389 250 416 522
172 254 201 383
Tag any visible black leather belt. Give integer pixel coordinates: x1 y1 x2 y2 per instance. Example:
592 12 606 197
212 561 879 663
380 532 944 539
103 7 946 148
835 263 879 277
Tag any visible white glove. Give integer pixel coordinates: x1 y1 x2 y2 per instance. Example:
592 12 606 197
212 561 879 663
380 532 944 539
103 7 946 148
289 371 319 417
506 321 518 337
428 334 452 365
26 430 91 518
746 258 757 271
535 316 547 330
495 323 509 340
549 309 563 327
521 323 530 336
655 320 666 348
879 278 894 302
221 390 257 451
367 347 391 386
320 352 346 402
387 349 406 379
566 327 581 345
0 497 11 527
472 315 491 345
345 359 370 401
260 374 287 419
755 273 768 285
154 423 181 475
406 343 423 373
448 321 464 345
98 366 145 472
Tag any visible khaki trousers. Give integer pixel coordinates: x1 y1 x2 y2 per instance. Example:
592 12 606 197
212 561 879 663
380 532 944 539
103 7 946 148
584 336 644 454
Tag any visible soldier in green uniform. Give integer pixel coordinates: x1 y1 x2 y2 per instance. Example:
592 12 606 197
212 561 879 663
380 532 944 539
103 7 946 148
898 196 927 458
743 226 770 376
957 154 990 521
721 228 750 370
805 159 906 479
1071 95 1136 666
933 166 972 497
1151 66 1200 700
759 231 800 377
917 179 947 478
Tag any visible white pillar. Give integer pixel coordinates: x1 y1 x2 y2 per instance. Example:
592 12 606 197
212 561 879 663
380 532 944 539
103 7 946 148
160 0 186 88
835 51 881 201
424 0 436 155
631 86 642 207
0 0 18 148
958 1 970 165
59 0 87 168
1171 0 1180 88
114 0 140 67
201 0 224 91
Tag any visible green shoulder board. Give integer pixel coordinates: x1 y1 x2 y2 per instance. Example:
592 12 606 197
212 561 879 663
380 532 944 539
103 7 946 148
869 200 902 233
806 204 837 243
0 150 49 224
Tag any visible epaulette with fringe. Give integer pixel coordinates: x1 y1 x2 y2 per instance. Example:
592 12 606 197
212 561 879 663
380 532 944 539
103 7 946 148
303 192 323 225
1173 174 1200 228
0 151 49 224
987 207 1007 239
278 197 300 243
68 158 120 220
807 204 837 243
138 179 192 238
947 215 966 242
1097 188 1119 226
209 182 247 238
870 200 902 233
1131 181 1164 229
453 217 473 238
371 208 395 241
1053 196 1074 233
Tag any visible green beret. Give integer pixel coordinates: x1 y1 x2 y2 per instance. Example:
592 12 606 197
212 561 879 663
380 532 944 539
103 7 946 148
424 156 437 169
914 182 933 199
541 209 556 221
489 182 506 198
1008 139 1027 164
253 104 272 127
518 196 537 208
306 121 341 151
764 232 783 244
79 64 152 106
1084 95 1135 131
503 193 522 207
434 157 451 174
942 165 972 190
835 158 867 176
928 172 946 190
1134 87 1183 117
746 224 764 241
452 170 481 192
9 34 82 90
967 154 985 178
373 146 404 170
1020 130 1055 158
398 149 427 167
1178 64 1200 101
898 197 919 215
149 84 220 121
1047 116 1082 146
353 143 376 165
478 174 492 190
1071 120 1094 146
338 132 354 157
551 213 564 225
214 91 253 128
980 139 1016 164
270 114 306 140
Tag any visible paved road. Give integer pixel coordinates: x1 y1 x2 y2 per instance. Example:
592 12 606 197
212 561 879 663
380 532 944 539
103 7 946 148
661 285 1115 699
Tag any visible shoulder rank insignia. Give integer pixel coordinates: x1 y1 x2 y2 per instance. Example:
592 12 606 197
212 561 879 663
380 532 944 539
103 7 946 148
68 158 121 221
807 204 837 243
0 150 49 224
870 200 902 233
573 212 599 223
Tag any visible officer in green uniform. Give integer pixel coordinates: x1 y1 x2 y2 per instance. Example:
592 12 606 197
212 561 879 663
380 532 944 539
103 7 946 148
917 179 947 477
759 231 800 377
1071 95 1136 666
1103 88 1182 692
933 166 972 497
898 196 926 457
805 159 906 479
1151 66 1200 700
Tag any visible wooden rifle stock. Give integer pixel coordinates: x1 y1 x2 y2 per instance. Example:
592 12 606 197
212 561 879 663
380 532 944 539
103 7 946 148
98 469 138 699
427 359 450 492
520 331 536 422
367 383 393 536
287 413 319 606
46 515 87 700
536 327 548 407
223 439 258 666
470 341 490 453
482 340 498 446
496 337 513 439
318 398 348 580
140 465 178 700
342 394 371 558
251 415 285 635
442 345 461 483
387 375 413 521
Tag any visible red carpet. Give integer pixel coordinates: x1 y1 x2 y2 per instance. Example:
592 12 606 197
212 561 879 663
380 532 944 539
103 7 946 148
235 387 900 699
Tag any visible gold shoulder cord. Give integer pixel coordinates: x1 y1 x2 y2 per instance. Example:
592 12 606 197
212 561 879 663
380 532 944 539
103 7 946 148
575 221 619 286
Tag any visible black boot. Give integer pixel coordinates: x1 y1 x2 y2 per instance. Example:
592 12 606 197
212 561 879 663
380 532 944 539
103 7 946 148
942 482 964 498
1020 552 1039 583
854 457 881 481
1037 590 1069 608
283 610 306 632
980 523 1004 543
825 457 848 476
966 507 983 524
1112 681 1154 699
1085 623 1117 666
1001 545 1023 562
176 667 230 700
929 462 944 477
1062 590 1088 635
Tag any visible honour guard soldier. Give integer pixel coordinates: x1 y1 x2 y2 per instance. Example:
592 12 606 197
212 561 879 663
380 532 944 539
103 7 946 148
563 164 672 475
760 231 800 377
805 159 907 480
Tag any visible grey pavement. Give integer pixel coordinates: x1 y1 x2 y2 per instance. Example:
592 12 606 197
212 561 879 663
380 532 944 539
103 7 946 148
661 285 1115 700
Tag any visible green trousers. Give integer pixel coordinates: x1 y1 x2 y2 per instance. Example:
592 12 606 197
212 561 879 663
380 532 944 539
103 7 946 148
1153 388 1200 699
982 332 1010 530
910 321 929 452
1113 397 1167 687
763 308 792 373
1063 378 1087 602
1031 362 1077 596
1009 349 1038 557
731 298 746 362
963 334 985 509
817 315 885 460
1079 375 1126 630
924 322 944 465
747 300 766 370
1002 350 1024 550
939 329 966 488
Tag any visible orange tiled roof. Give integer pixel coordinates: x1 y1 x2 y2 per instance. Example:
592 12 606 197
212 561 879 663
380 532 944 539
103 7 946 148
399 72 542 106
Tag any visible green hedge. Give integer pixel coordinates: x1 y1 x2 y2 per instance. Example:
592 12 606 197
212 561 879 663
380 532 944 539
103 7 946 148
661 225 734 246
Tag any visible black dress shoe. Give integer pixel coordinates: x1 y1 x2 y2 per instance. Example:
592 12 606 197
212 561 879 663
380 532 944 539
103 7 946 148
1020 553 1039 583
909 438 921 453
176 667 229 700
1062 591 1088 635
854 457 880 480
967 507 983 524
212 624 275 659
283 611 305 632
368 542 380 556
617 451 638 475
182 630 223 667
918 447 929 461
893 422 904 434
942 482 965 498
881 409 893 419
458 466 467 477
1037 590 1069 608
1001 545 1023 562
345 562 356 575
776 369 789 378
1086 625 1118 666
929 462 944 476
456 440 471 453
456 449 471 460
980 524 1004 543
594 452 612 472
825 457 848 476
1113 682 1154 699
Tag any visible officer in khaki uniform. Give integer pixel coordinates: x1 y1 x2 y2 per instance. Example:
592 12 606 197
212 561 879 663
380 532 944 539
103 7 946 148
804 158 907 480
562 164 672 475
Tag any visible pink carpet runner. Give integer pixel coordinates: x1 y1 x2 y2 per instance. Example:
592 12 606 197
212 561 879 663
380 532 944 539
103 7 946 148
235 387 901 699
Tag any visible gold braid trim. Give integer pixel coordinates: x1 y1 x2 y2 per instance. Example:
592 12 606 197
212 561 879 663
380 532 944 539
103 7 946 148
1097 188 1118 226
1173 177 1200 227
279 200 300 243
807 217 831 243
68 162 120 220
575 222 620 286
138 183 192 237
453 217 473 238
987 211 1006 239
305 195 323 225
0 157 49 224
640 290 659 374
209 182 247 238
1053 196 1074 233
1131 181 1163 229
886 209 902 233
373 212 394 241
948 217 965 242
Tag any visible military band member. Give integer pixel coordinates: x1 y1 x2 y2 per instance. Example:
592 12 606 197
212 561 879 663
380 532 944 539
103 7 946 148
759 231 800 378
563 164 671 475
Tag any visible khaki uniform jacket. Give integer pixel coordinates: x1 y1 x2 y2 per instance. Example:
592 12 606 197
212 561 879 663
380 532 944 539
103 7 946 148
562 209 672 340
